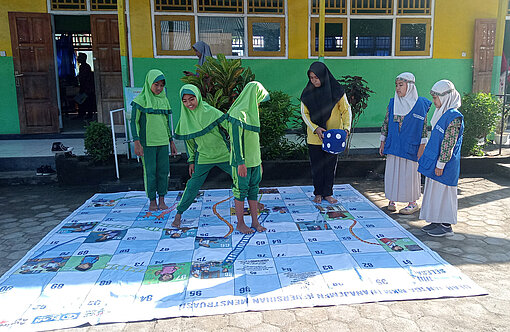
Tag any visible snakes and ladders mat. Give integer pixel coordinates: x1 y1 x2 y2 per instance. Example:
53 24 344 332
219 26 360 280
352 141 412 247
0 185 486 330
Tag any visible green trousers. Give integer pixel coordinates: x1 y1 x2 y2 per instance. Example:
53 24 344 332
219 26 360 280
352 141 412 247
232 165 262 201
177 162 232 214
141 144 169 200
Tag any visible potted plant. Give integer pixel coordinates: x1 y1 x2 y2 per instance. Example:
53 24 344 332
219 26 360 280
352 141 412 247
337 75 375 155
180 54 255 112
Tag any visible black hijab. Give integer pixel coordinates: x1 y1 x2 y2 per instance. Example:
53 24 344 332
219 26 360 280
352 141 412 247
300 62 345 128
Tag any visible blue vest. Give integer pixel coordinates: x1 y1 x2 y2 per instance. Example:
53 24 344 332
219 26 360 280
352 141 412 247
418 109 464 186
383 97 431 162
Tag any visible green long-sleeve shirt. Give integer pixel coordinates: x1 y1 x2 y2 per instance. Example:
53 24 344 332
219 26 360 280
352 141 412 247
185 123 230 164
230 124 261 168
130 109 172 146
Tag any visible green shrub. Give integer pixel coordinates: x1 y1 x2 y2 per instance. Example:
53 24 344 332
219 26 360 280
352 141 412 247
459 92 500 156
180 54 255 112
84 121 114 164
259 90 304 160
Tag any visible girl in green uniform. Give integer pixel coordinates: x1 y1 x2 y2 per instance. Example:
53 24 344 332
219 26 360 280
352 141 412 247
131 69 178 211
228 81 270 234
171 84 231 228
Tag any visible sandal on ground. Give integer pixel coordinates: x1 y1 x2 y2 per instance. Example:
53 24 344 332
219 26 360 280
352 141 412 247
387 202 397 212
399 203 419 215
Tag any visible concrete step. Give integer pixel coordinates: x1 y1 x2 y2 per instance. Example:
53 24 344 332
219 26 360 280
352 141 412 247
0 171 57 186
495 163 510 178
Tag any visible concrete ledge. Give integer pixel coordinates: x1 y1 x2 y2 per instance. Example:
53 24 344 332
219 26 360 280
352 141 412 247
0 157 56 172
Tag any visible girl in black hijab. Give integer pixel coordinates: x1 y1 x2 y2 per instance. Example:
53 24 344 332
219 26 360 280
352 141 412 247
300 62 352 204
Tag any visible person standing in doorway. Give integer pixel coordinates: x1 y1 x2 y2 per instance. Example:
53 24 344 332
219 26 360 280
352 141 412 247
76 52 95 119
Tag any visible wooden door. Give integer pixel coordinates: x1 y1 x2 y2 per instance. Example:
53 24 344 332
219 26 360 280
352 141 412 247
9 12 59 134
90 14 124 126
473 19 497 93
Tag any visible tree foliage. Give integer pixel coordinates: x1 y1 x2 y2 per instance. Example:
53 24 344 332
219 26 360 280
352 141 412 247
459 92 500 156
84 121 114 164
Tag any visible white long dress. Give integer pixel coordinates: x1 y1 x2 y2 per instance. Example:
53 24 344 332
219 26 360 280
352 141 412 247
384 154 421 202
419 177 457 224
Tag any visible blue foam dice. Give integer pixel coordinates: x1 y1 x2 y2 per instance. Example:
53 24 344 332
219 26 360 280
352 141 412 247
322 129 347 154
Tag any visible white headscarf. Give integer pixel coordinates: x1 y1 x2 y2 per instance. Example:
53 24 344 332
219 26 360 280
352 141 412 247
430 80 461 128
393 72 418 117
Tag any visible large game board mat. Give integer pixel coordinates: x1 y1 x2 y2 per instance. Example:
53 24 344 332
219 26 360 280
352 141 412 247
0 185 486 331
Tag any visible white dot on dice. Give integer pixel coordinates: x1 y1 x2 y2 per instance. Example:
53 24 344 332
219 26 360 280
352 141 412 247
336 134 341 139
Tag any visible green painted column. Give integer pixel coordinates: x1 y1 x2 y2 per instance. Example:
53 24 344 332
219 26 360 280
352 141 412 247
491 0 507 94
318 0 325 62
118 0 129 88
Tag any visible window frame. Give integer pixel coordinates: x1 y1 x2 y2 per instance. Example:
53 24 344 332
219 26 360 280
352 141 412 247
154 15 197 56
152 0 288 58
308 0 434 59
310 17 347 57
247 17 286 57
395 17 431 56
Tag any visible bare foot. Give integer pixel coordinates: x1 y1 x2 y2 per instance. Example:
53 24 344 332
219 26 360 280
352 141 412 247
324 196 338 204
171 213 182 228
313 195 322 203
158 197 168 210
236 221 254 234
251 221 266 232
149 200 158 211
257 202 265 211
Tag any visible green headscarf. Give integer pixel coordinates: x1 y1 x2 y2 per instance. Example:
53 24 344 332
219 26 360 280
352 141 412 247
174 84 227 140
131 69 171 114
227 81 269 132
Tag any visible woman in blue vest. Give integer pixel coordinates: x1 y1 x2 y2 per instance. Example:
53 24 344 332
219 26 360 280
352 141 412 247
418 80 464 237
379 72 431 214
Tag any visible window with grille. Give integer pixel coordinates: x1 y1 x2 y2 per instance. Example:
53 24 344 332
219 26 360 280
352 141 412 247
91 0 117 10
310 17 347 56
155 16 196 55
350 19 392 56
311 0 346 15
197 0 244 13
153 0 286 57
395 18 430 56
248 17 285 56
51 0 86 11
248 0 284 14
73 34 93 50
154 0 193 12
198 16 244 56
397 0 430 15
351 0 393 15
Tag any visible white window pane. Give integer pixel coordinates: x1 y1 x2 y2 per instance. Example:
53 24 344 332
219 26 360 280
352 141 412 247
252 22 281 52
161 20 191 51
198 16 244 56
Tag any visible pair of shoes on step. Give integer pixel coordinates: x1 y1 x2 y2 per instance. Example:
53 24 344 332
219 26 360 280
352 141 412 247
387 202 419 214
51 142 73 153
36 165 56 176
421 223 454 237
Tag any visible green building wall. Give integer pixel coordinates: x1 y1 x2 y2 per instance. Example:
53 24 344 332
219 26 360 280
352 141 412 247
132 57 473 128
0 57 20 134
